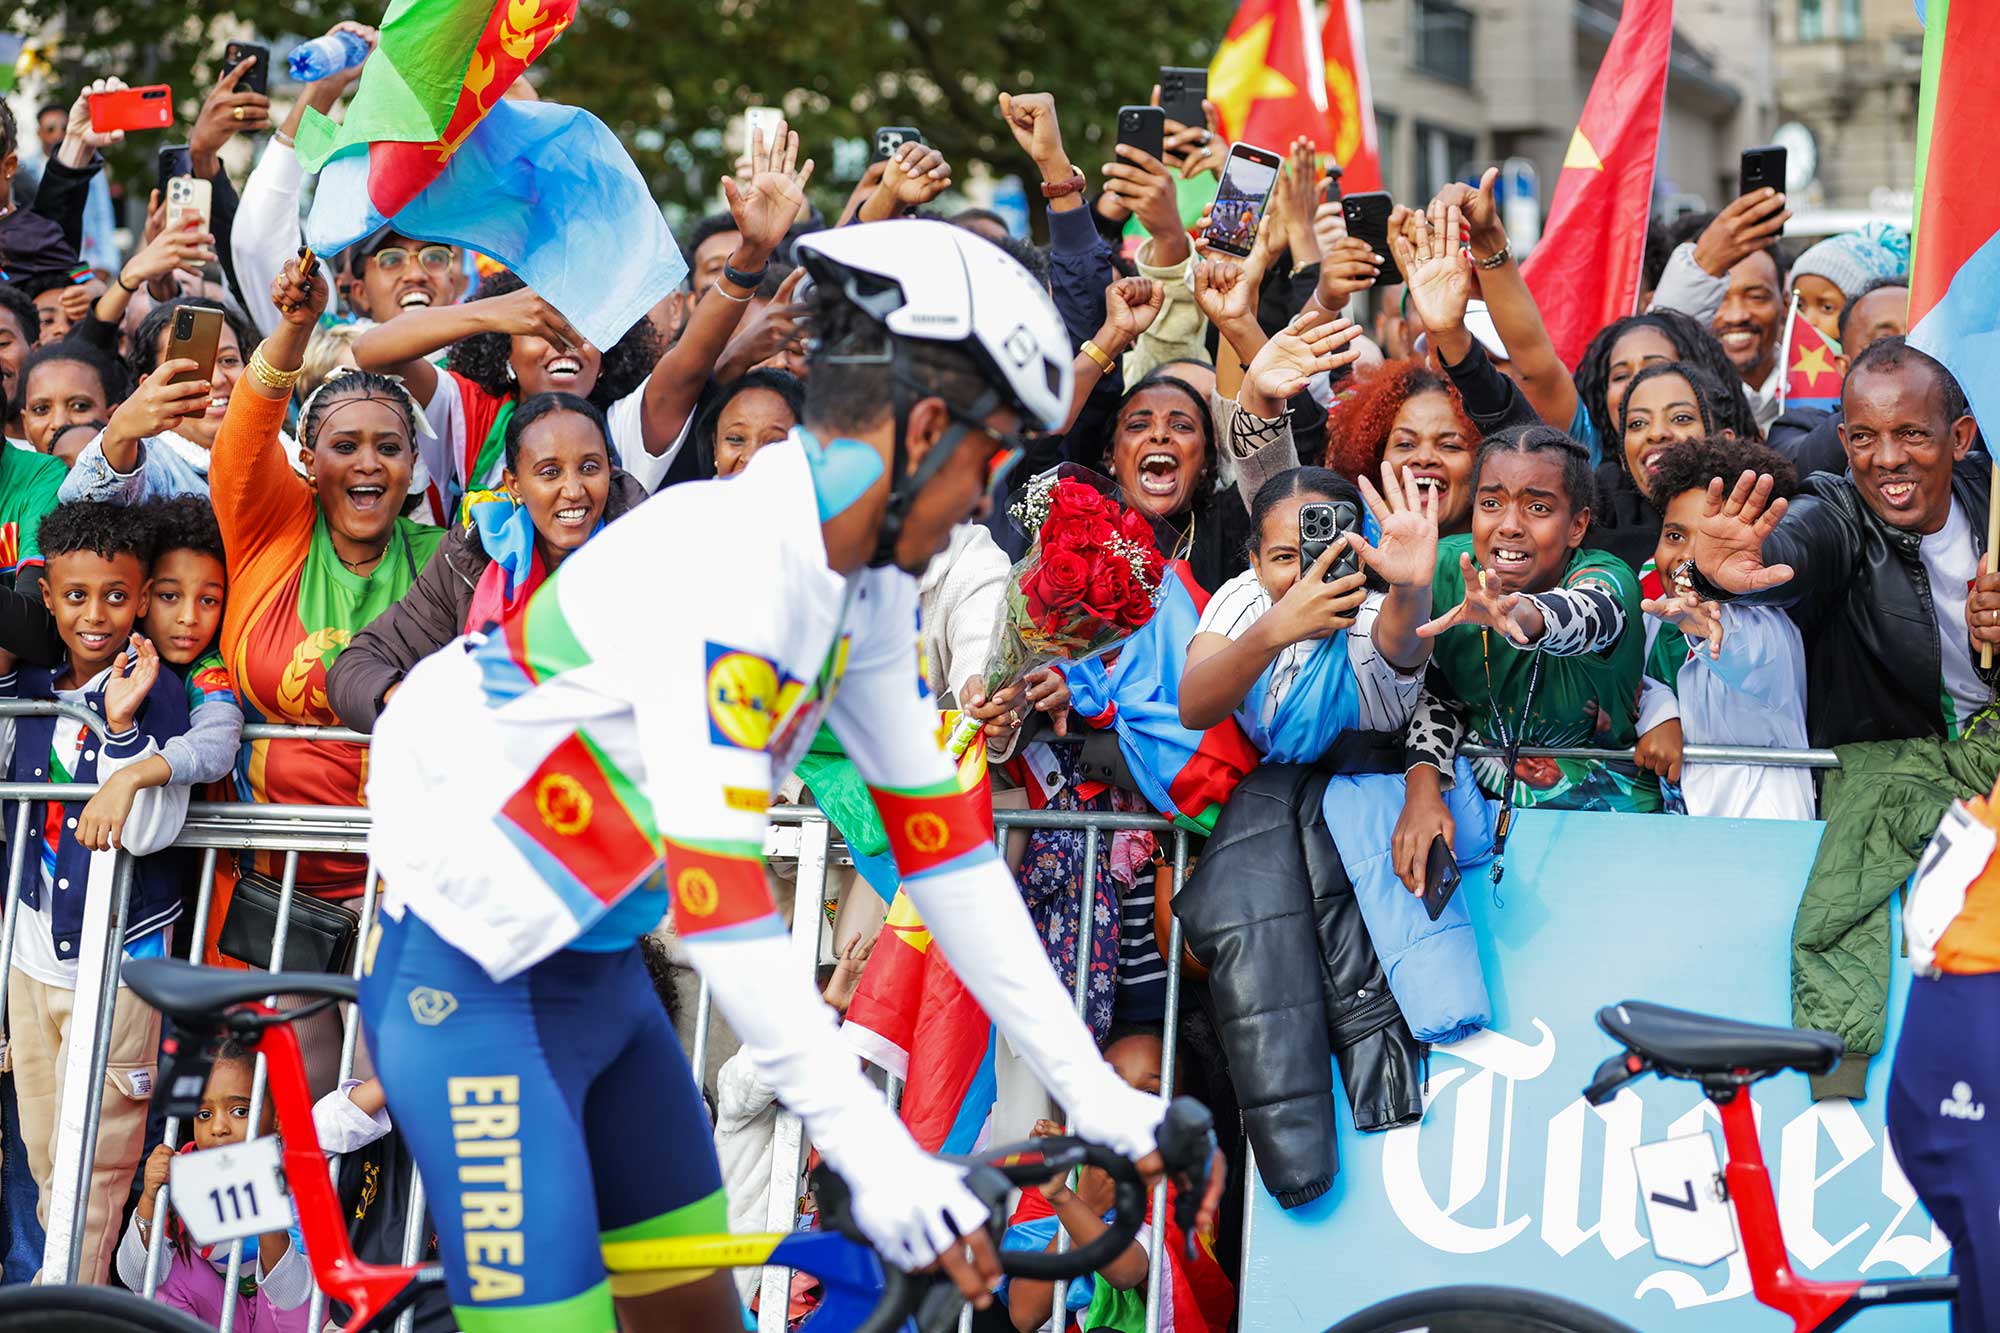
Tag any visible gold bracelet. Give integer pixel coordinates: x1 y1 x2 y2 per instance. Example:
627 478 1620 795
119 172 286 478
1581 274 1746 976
246 348 304 393
1080 339 1116 373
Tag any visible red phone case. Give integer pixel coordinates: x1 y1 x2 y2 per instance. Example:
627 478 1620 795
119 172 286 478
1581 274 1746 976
88 85 173 134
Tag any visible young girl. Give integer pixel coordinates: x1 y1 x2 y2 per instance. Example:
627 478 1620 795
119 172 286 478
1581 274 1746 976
117 1042 311 1331
1593 359 1739 574
1179 464 1439 754
1632 438 1813 820
1396 424 1659 885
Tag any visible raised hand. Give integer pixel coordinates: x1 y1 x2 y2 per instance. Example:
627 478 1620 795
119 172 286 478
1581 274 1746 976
715 268 808 381
1243 308 1363 402
60 79 130 166
1316 234 1382 311
1431 166 1506 258
1103 146 1188 264
121 215 217 291
1390 201 1473 338
1690 470 1794 595
269 253 331 328
723 116 814 252
190 58 273 175
485 285 585 351
1101 276 1163 348
998 92 1067 172
1643 584 1726 660
1267 545 1369 644
311 21 379 98
1352 459 1441 589
108 361 213 443
1418 552 1544 645
1692 187 1791 279
102 634 160 733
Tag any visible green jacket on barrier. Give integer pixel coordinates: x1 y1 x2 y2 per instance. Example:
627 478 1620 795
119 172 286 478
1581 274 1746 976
1794 709 2000 1099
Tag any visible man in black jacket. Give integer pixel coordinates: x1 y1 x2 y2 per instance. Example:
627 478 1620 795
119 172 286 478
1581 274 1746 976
1689 337 1995 748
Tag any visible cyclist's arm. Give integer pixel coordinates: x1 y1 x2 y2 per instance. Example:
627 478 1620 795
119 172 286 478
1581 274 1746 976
635 676 988 1269
827 584 1166 1161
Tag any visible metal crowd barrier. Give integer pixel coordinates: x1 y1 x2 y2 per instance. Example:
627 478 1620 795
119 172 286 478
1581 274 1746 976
0 704 1848 1333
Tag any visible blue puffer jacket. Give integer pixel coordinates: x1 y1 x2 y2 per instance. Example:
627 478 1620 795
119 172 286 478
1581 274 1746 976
1321 758 1493 1044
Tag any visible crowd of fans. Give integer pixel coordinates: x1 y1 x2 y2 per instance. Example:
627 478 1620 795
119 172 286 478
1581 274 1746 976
0 18 1990 1332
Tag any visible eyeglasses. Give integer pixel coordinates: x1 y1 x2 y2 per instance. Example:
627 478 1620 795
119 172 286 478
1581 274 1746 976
371 245 457 275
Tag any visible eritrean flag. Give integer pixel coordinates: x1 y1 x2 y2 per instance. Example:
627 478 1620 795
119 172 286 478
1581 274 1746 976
1063 562 1261 834
1779 291 1843 413
297 0 681 349
1908 0 2000 439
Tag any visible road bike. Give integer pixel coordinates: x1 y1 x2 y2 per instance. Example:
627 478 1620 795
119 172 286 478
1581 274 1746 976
0 957 1215 1333
1325 1000 1959 1333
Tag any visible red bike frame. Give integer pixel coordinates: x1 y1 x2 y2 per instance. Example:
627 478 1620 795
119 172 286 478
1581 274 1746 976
181 1004 425 1331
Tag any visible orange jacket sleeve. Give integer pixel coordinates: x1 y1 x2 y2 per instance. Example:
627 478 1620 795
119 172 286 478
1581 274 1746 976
210 381 316 565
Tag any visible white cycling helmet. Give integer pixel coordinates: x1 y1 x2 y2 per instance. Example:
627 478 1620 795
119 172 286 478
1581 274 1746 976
794 218 1073 432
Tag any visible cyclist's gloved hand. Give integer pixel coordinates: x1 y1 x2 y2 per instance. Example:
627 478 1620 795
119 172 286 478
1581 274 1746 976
1063 1078 1168 1164
852 1151 993 1270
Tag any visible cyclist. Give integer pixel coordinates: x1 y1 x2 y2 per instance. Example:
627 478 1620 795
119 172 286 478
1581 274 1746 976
251 223 1215 1333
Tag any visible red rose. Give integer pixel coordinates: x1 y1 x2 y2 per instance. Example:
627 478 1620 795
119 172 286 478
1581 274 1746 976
1079 514 1118 550
1082 554 1136 622
1035 548 1092 614
1048 479 1108 525
1119 507 1155 547
1122 571 1157 627
1140 547 1166 584
1045 523 1091 555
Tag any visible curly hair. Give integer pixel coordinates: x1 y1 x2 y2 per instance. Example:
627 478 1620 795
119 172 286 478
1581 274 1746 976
1574 310 1757 447
1324 359 1474 482
1648 434 1799 510
0 282 40 348
443 270 661 409
144 494 226 567
38 501 156 567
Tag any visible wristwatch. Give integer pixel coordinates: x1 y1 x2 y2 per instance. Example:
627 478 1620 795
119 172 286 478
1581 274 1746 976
722 259 768 291
1040 171 1087 199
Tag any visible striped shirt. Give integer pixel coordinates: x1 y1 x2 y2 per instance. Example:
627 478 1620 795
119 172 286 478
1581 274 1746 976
1116 877 1168 1023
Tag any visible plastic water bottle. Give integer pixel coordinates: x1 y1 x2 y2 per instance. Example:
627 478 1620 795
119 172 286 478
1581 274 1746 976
287 30 370 83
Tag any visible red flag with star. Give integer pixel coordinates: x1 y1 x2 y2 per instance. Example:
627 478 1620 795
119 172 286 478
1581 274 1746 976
1209 0 1331 155
1780 290 1844 411
1519 0 1676 369
1319 0 1382 191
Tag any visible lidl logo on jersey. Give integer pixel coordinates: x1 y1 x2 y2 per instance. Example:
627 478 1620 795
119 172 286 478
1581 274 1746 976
705 641 806 752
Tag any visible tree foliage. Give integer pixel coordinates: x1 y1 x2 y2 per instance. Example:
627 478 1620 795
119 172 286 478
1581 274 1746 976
25 0 1229 225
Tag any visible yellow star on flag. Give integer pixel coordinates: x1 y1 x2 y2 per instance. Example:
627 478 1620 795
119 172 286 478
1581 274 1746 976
1793 342 1836 390
1211 16 1299 135
1563 128 1603 172
883 891 931 954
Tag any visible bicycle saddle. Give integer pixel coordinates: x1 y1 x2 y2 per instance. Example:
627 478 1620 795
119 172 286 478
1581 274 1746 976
1596 1000 1843 1078
124 957 357 1022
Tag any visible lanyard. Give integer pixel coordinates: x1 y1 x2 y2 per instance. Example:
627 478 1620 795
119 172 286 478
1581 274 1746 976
1482 631 1543 890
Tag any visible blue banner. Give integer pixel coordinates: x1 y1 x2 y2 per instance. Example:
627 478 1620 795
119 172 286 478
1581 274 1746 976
1242 811 1948 1331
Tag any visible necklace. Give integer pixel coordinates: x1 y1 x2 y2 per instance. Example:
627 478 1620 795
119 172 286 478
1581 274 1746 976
338 548 386 574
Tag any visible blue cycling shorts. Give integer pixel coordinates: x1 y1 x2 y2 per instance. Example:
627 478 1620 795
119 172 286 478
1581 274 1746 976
359 910 726 1331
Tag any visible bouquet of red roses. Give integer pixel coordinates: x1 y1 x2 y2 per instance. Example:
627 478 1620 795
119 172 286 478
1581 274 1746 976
947 465 1175 757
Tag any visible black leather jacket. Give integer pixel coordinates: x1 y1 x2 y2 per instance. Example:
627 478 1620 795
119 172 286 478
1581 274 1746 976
1711 459 1995 748
1175 761 1423 1208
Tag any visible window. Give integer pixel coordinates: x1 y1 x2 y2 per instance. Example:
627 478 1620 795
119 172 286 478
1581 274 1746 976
1797 0 1823 41
1413 0 1475 85
1374 108 1400 196
1838 0 1861 38
1415 122 1477 202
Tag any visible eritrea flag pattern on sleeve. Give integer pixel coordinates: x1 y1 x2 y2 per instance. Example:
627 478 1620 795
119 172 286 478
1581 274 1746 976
1907 0 2000 439
230 516 443 890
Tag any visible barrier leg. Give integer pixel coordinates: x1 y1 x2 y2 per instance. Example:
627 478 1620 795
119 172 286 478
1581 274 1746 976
0 802 35 1060
1049 817 1102 1322
219 850 301 1333
143 848 219 1298
757 815 829 1333
392 1170 427 1333
1143 831 1187 1333
690 976 713 1089
307 865 380 1332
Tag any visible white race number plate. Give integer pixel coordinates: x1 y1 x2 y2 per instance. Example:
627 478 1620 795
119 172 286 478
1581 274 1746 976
169 1136 291 1247
1632 1132 1737 1268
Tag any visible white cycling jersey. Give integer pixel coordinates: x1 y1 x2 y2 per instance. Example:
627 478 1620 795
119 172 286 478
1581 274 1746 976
368 430 1165 1263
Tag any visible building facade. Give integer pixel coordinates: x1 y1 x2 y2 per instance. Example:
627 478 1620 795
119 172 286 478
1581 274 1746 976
1772 0 1922 213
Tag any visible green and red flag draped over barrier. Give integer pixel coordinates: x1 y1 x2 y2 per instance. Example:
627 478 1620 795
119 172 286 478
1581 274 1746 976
295 0 576 207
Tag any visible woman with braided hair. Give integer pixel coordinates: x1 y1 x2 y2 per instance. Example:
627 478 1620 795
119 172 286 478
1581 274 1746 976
210 280 444 914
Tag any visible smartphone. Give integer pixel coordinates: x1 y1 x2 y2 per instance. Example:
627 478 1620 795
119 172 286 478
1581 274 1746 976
1739 145 1787 197
744 105 783 149
1421 834 1462 921
163 304 224 386
156 144 193 201
87 84 173 134
1298 500 1363 584
1159 66 1208 128
872 126 924 163
1322 163 1345 207
1341 190 1406 287
164 175 212 235
1116 105 1166 166
224 41 270 96
1205 141 1283 258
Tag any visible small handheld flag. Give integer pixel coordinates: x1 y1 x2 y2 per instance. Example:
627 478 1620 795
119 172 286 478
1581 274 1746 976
1778 290 1843 413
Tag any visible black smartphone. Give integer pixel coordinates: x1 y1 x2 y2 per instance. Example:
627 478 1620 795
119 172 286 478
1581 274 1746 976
872 126 924 163
1421 834 1461 921
1116 105 1165 165
1159 66 1208 128
1206 140 1283 257
1739 145 1787 197
1298 500 1363 583
156 143 193 201
1341 190 1405 287
224 41 270 96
